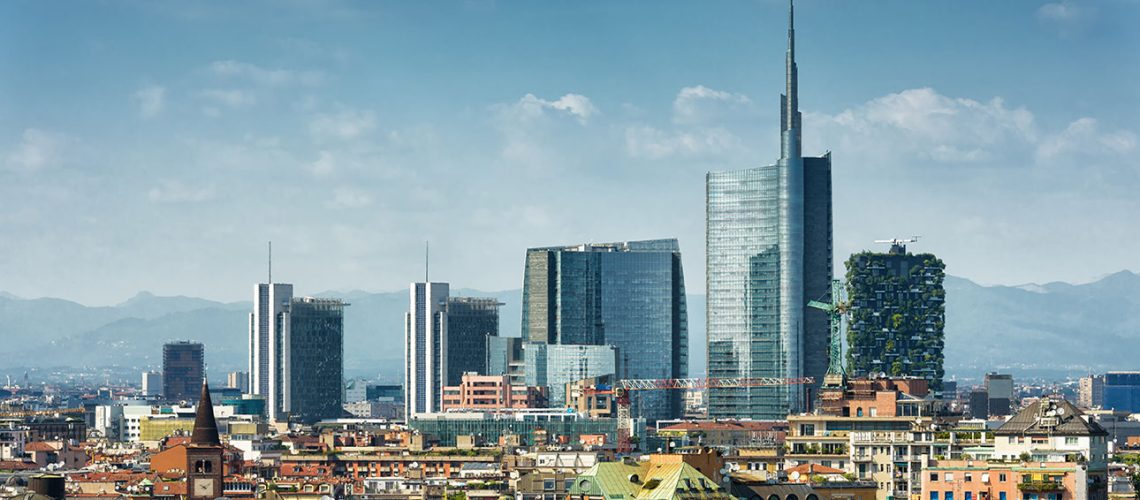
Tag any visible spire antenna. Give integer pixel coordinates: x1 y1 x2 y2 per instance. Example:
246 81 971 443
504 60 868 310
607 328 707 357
425 241 430 283
268 241 272 283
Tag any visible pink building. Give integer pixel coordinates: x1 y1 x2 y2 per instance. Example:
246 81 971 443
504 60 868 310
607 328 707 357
441 373 547 410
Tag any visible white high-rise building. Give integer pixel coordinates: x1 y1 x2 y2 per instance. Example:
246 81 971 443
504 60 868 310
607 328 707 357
141 371 162 397
405 282 449 417
249 282 293 421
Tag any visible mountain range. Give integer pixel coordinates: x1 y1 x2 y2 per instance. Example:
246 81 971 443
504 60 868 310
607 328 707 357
2 271 1137 383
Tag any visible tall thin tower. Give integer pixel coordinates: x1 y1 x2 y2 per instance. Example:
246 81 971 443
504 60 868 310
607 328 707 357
249 243 293 421
705 0 832 419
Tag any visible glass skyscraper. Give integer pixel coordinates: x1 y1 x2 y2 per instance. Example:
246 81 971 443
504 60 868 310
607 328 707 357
445 297 503 386
705 2 832 419
523 343 618 407
282 297 346 424
520 239 688 421
405 282 449 417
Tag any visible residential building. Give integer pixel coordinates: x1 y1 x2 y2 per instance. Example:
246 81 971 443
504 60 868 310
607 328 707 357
565 376 617 419
445 297 502 386
441 373 547 410
408 409 644 448
521 239 688 421
1079 375 1105 409
163 341 204 402
281 297 346 423
226 371 249 393
405 282 449 417
142 371 162 397
817 377 938 417
729 479 878 500
991 398 1108 468
250 281 294 406
922 460 1098 500
0 424 27 460
845 246 946 389
523 343 617 407
1103 372 1140 412
985 374 1015 417
705 0 832 420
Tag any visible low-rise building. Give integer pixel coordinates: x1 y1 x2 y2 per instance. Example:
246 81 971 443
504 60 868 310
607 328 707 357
441 373 547 411
567 456 733 499
922 460 1097 500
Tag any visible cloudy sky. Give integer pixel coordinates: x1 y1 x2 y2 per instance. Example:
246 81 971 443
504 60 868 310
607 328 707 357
2 0 1137 305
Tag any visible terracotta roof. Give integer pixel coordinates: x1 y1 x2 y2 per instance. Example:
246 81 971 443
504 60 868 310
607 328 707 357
25 441 59 452
0 460 38 470
785 463 847 475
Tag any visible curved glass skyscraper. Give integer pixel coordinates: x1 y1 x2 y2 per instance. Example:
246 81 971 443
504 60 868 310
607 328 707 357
705 0 832 420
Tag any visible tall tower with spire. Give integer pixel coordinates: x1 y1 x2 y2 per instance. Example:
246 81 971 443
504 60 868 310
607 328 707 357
186 380 223 500
705 0 833 419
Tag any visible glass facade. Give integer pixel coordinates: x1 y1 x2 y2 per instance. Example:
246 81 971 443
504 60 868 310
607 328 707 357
486 336 525 386
409 411 645 448
284 297 345 424
445 297 502 386
162 341 204 402
519 239 688 421
1104 372 1140 412
405 283 449 416
523 343 617 408
704 2 831 420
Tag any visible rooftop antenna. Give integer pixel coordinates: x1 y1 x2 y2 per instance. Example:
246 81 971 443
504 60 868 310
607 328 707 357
268 241 273 283
425 241 429 283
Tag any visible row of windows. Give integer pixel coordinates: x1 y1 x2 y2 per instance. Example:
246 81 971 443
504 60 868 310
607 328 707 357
931 472 1007 482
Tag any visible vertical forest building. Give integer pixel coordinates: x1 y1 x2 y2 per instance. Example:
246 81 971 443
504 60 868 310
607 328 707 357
845 242 945 390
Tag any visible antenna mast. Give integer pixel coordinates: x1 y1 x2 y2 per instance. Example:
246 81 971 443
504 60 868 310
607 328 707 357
268 241 273 283
425 241 429 283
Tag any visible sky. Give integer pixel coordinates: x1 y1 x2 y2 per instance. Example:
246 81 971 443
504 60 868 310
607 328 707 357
1 0 1138 306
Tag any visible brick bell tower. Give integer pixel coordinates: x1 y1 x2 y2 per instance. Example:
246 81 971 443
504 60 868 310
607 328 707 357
186 379 223 500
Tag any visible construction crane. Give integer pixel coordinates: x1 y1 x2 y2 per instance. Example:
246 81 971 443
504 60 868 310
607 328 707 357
873 236 921 255
586 377 814 453
807 279 847 389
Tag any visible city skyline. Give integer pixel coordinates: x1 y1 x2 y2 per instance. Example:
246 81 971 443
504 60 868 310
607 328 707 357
2 1 1137 306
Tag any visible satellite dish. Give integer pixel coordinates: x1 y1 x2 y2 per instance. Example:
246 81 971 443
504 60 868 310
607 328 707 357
1057 407 1066 415
790 471 801 481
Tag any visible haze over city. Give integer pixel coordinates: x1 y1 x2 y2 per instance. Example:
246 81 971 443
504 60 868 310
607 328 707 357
3 0 1137 306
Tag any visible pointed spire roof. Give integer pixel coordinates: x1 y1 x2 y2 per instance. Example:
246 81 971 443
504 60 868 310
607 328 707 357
190 379 221 447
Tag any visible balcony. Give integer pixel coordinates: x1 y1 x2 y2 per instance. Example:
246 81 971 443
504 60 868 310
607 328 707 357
1018 481 1064 492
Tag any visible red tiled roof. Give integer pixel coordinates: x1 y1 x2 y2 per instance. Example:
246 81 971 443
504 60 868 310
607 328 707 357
0 460 38 470
25 441 59 452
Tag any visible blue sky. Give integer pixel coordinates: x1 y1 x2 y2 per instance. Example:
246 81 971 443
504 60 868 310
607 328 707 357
1 0 1137 305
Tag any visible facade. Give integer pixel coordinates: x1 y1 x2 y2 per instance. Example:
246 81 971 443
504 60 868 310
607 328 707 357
163 341 204 402
226 371 250 393
1103 372 1140 412
445 297 502 386
705 1 832 419
520 239 688 421
817 377 937 418
969 390 990 419
441 373 547 410
250 282 294 404
405 282 449 417
142 371 162 397
523 343 617 407
408 410 644 448
487 336 526 386
985 374 1014 417
282 297 346 423
922 460 1095 500
1078 375 1104 409
845 246 946 388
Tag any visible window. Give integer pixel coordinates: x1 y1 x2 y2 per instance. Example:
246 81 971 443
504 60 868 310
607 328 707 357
946 473 955 482
932 492 939 500
966 473 973 482
1065 437 1077 445
543 479 554 491
982 473 990 483
999 474 1007 482
931 473 939 481
564 479 574 491
966 492 973 500
1000 493 1006 500
946 492 954 500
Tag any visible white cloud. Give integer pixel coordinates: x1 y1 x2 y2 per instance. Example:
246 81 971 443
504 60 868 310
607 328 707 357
310 151 336 176
146 181 215 203
209 60 324 86
5 129 66 172
132 85 166 118
1036 1 1096 36
673 85 752 124
1036 117 1137 162
309 110 376 141
326 187 372 209
198 89 257 108
509 93 598 124
625 125 743 160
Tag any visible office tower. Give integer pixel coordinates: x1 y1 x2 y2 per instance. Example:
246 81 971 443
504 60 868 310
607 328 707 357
520 239 688 421
487 336 526 386
1103 372 1140 412
445 297 502 386
705 1 832 419
280 297 346 423
405 282 449 417
226 371 249 393
1079 374 1105 409
249 282 293 402
845 243 946 389
984 373 1014 417
142 371 162 397
523 343 618 407
968 389 989 418
163 341 204 402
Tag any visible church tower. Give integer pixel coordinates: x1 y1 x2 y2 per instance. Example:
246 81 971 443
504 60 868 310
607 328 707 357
186 380 224 500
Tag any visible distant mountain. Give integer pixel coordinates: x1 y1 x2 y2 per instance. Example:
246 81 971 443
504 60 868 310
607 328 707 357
2 271 1137 382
